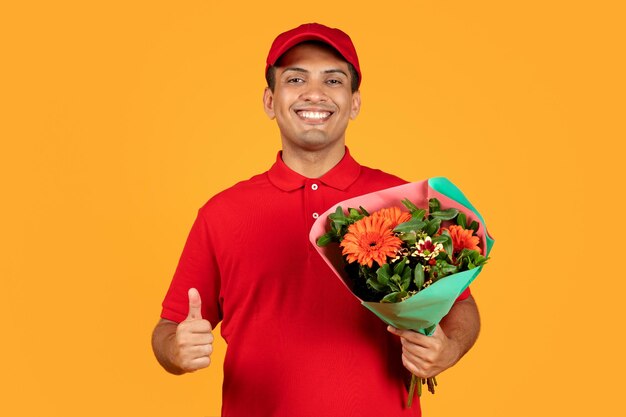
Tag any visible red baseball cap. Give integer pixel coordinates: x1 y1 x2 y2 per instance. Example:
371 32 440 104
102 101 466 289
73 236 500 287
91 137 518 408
265 23 361 88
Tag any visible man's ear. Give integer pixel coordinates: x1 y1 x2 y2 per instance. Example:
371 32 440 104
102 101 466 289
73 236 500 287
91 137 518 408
350 90 361 120
263 87 275 119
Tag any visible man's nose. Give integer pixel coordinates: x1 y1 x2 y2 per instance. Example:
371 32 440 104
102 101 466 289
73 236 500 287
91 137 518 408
300 80 327 102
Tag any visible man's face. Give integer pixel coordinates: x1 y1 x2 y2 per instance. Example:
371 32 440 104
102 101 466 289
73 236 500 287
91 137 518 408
263 43 361 153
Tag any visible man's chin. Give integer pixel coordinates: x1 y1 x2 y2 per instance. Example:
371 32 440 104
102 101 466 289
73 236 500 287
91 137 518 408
295 134 340 151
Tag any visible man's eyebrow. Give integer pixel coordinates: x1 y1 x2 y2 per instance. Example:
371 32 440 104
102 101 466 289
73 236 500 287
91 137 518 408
281 67 348 77
282 67 309 73
323 69 348 77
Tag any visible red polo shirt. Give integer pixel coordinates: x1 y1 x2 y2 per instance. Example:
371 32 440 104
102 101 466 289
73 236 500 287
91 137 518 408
161 148 469 417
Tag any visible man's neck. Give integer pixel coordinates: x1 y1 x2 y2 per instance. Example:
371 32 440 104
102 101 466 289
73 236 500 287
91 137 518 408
280 142 346 178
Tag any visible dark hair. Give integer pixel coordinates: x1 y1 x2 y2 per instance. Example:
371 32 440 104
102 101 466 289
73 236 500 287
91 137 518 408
265 42 360 93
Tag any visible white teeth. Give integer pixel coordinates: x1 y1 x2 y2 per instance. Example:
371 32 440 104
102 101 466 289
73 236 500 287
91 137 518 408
298 111 330 120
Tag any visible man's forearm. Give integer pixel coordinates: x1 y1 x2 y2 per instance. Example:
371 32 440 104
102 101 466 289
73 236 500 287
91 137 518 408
439 294 481 364
151 318 186 375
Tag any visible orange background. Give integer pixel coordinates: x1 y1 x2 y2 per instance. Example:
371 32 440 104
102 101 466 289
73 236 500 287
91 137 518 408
1 1 624 416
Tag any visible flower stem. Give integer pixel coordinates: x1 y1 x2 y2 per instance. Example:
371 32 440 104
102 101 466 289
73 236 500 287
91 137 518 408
427 377 434 394
407 375 438 408
407 374 418 408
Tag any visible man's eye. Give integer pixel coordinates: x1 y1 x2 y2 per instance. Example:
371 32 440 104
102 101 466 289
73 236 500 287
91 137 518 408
287 77 304 83
326 79 342 85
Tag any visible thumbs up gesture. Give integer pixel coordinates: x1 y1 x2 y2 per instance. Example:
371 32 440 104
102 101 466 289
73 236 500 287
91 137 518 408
174 288 214 372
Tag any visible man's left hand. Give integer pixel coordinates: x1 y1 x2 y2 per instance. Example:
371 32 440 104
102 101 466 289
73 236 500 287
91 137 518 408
387 324 461 379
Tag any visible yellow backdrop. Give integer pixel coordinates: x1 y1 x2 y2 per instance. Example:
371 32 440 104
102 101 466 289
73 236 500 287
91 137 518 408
1 1 624 416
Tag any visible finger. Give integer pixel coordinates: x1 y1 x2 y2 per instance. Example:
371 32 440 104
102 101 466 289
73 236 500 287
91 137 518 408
183 319 213 334
181 355 212 372
402 355 426 379
387 326 431 348
188 344 213 358
403 353 439 379
185 331 214 346
402 343 435 366
189 356 211 370
400 338 432 360
187 288 202 320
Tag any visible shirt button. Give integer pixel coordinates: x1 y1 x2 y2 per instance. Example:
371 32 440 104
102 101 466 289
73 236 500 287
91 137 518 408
311 184 319 191
312 212 319 219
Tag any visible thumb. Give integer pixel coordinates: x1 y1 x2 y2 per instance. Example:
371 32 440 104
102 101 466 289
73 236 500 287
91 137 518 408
186 288 202 320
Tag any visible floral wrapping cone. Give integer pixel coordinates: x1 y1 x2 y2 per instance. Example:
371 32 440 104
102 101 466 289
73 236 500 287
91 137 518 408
308 177 494 404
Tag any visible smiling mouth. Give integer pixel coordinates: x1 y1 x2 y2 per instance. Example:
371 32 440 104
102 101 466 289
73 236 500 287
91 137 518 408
295 110 332 122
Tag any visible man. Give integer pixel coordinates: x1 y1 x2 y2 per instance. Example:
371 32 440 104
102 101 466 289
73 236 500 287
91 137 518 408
151 23 480 417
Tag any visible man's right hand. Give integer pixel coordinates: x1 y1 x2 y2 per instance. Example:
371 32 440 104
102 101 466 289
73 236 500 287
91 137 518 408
173 288 214 372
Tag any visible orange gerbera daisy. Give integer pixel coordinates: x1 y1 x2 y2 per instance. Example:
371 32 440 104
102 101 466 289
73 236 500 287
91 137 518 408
371 207 412 229
444 224 481 253
340 215 402 268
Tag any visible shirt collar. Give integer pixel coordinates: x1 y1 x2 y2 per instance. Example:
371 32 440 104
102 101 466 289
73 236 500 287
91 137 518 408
267 147 361 192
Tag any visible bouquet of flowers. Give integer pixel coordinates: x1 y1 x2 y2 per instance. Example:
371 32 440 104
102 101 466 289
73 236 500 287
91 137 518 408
309 177 494 408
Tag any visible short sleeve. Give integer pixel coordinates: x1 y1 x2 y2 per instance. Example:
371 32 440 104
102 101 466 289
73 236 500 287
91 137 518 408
455 287 471 302
160 208 222 327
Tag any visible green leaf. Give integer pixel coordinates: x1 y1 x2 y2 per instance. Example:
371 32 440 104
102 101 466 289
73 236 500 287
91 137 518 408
401 267 411 291
348 208 360 217
366 277 386 292
474 255 489 267
435 251 448 260
376 264 391 286
430 208 459 221
398 231 417 245
414 264 425 289
457 212 467 228
456 249 488 271
387 273 402 292
359 206 370 216
412 209 426 221
393 259 406 276
469 220 479 232
401 198 419 213
381 291 407 303
394 218 426 233
332 218 346 228
424 218 442 236
428 198 441 214
381 292 398 303
316 233 333 247
329 206 347 227
328 206 344 219
391 273 402 287
433 260 458 280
